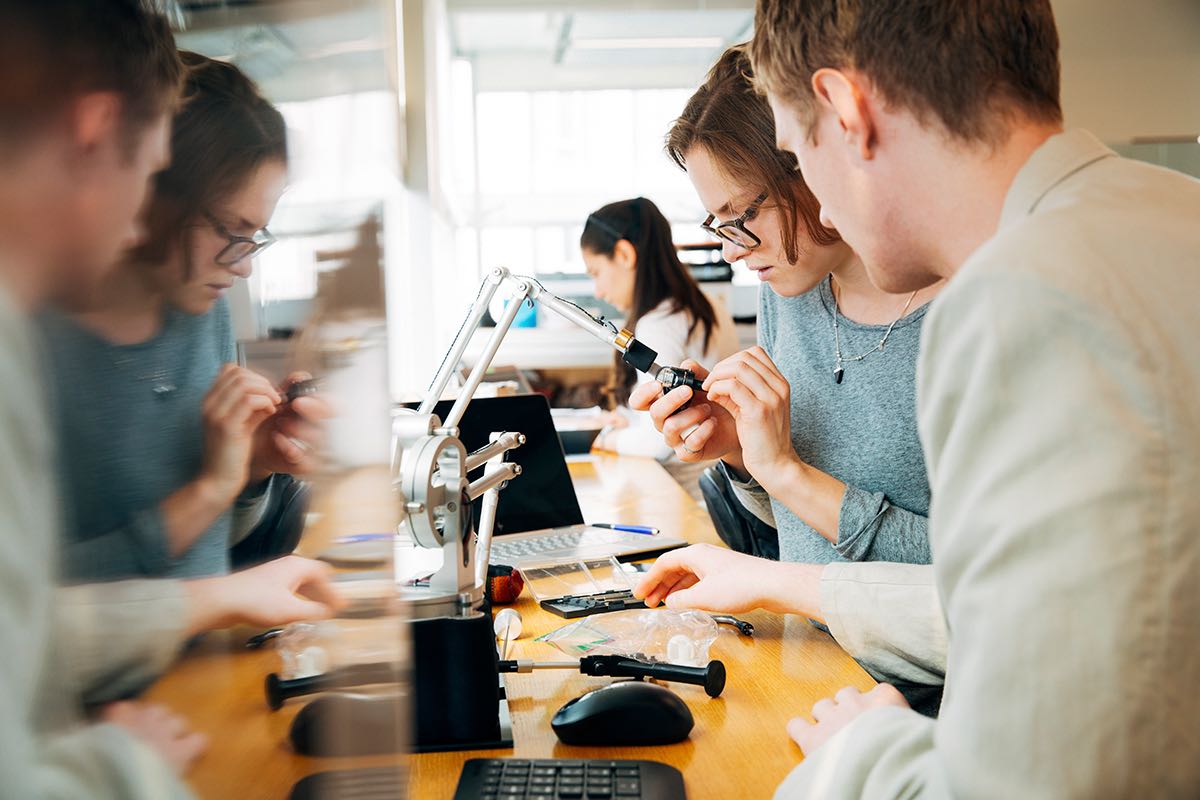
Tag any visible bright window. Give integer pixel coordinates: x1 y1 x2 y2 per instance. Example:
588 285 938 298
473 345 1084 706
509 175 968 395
455 78 703 278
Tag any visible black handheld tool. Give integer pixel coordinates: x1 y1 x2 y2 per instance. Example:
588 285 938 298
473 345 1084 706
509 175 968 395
498 655 727 698
265 662 400 710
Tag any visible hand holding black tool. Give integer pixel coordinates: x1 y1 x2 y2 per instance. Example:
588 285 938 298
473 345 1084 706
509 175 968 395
655 366 704 397
284 377 321 404
498 654 727 698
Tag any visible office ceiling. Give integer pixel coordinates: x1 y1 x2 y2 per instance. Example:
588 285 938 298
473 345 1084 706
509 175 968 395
448 1 754 91
174 0 393 103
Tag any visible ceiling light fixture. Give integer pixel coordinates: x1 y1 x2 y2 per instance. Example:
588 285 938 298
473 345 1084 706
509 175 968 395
571 36 725 50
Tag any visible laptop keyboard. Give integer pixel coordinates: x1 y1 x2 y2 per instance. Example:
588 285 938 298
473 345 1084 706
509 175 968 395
491 529 596 561
454 758 686 799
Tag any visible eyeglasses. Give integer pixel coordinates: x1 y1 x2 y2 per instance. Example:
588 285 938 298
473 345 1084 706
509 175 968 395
701 192 768 251
203 211 276 266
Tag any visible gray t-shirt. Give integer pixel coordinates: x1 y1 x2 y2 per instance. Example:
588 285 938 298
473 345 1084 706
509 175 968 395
39 300 236 580
728 278 931 566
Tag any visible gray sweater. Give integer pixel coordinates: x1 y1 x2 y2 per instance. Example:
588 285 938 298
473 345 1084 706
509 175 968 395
39 300 252 580
728 278 931 566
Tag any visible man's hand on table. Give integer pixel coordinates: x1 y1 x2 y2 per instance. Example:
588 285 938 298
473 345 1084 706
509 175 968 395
633 543 825 620
185 555 346 635
102 701 208 774
787 684 910 755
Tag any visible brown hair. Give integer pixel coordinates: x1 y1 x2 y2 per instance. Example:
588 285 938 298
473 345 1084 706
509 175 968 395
582 197 719 406
0 0 182 156
750 0 1063 143
130 52 288 268
666 44 839 264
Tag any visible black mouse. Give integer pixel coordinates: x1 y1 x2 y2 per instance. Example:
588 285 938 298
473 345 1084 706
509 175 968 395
551 680 694 746
288 692 404 757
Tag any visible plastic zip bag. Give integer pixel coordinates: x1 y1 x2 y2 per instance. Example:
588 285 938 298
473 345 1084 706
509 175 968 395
535 608 718 667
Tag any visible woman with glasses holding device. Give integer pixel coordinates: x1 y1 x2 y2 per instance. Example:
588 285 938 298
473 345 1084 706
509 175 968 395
583 197 739 498
630 47 944 698
39 53 325 581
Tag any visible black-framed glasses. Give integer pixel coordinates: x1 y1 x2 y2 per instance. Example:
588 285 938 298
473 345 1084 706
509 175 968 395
203 211 276 266
701 191 768 251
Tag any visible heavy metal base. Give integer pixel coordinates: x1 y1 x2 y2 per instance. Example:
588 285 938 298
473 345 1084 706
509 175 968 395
409 592 514 753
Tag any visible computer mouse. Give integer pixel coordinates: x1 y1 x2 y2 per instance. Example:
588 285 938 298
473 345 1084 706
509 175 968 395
288 692 404 757
551 680 694 746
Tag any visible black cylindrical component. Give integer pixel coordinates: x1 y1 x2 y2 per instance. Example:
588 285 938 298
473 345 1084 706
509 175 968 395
654 367 704 417
631 659 726 698
655 366 704 395
621 338 659 373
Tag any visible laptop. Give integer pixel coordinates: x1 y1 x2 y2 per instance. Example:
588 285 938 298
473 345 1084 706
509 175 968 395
402 394 687 565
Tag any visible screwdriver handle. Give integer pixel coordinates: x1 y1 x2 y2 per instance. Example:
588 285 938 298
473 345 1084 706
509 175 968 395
265 662 399 710
581 656 727 698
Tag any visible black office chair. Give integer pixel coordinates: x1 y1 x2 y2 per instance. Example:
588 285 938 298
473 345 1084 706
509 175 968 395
698 465 780 560
231 474 311 570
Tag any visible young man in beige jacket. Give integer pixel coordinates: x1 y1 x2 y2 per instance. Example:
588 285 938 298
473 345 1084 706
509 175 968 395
751 1 1200 796
638 0 1200 795
0 3 342 796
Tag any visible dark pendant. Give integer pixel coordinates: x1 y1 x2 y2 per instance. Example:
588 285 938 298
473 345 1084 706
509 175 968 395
833 367 844 384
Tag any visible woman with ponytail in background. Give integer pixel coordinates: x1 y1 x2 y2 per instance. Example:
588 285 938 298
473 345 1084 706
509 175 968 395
581 196 739 498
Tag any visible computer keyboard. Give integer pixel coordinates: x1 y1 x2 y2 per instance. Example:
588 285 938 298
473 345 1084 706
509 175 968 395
288 766 404 800
454 758 686 800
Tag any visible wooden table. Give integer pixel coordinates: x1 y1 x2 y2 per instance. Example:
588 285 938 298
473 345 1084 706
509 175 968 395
147 454 874 798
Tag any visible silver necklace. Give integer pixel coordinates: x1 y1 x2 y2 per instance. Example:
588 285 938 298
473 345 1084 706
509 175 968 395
110 348 178 398
829 274 917 384
107 317 178 399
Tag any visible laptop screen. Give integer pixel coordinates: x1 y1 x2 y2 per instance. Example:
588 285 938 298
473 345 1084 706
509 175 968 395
401 394 585 536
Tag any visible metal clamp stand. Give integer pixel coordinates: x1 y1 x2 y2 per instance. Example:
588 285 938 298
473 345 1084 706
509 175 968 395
392 268 663 752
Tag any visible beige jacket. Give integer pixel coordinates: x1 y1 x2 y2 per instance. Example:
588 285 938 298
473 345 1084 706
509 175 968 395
820 561 945 686
0 283 192 798
779 130 1200 798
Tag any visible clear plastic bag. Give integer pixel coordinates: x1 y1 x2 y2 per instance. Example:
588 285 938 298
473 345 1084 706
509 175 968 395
535 608 718 667
277 617 404 679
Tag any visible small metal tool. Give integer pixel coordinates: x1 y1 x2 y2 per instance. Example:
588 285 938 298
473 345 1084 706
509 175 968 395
712 615 754 637
245 627 285 649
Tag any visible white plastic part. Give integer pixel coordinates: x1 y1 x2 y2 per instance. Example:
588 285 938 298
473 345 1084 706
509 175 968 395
494 607 524 640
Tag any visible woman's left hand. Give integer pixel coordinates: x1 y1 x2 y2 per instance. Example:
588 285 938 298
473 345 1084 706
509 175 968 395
250 372 332 480
702 346 799 487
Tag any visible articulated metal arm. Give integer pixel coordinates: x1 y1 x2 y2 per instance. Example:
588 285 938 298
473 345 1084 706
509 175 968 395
394 268 666 605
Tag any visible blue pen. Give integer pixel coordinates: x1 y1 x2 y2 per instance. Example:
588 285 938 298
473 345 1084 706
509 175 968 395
591 523 659 536
334 533 394 544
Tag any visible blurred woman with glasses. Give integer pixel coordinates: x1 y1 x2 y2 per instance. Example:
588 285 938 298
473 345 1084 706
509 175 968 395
39 53 325 581
581 196 739 498
630 45 943 664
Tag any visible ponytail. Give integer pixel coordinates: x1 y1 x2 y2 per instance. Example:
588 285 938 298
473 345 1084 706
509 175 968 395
581 197 718 406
